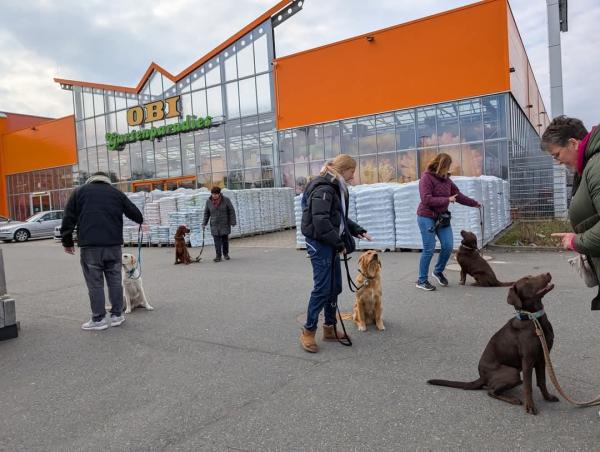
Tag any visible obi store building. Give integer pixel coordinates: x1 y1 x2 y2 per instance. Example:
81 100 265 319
45 0 560 221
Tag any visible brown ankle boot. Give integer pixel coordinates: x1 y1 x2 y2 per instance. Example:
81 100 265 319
300 328 318 353
322 324 348 342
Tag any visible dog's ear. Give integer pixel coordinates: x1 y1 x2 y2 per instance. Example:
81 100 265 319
357 252 366 269
507 285 522 309
130 255 137 266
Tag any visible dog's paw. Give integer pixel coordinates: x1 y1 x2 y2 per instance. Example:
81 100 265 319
357 324 367 332
525 402 538 415
544 394 559 402
376 323 385 331
144 305 154 311
124 308 132 314
459 281 465 286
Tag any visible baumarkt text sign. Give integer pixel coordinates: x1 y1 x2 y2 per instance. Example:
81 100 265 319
106 95 218 151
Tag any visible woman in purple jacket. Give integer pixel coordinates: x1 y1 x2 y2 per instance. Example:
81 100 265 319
416 153 480 291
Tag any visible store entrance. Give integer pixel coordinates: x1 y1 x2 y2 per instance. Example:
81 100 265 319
131 175 196 193
29 192 52 215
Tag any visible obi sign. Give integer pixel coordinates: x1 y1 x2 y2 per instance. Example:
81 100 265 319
105 95 218 151
127 95 181 126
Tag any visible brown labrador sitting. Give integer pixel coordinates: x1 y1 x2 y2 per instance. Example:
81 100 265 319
428 273 559 415
457 230 514 286
174 225 192 265
352 250 384 332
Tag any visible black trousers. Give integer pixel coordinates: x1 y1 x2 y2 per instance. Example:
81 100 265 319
213 234 229 258
80 246 123 321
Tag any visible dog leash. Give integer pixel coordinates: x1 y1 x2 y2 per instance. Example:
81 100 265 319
127 224 143 280
520 310 600 407
478 205 485 252
330 250 352 346
193 226 205 262
342 253 370 293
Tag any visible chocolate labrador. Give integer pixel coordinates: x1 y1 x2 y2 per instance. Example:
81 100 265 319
457 230 514 286
428 273 559 415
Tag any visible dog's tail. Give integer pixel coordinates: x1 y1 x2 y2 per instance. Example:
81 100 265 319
497 281 515 287
427 377 485 390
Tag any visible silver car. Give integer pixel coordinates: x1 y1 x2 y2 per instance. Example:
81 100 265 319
0 211 64 242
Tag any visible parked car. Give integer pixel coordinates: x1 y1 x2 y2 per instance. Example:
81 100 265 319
54 225 77 242
0 211 64 242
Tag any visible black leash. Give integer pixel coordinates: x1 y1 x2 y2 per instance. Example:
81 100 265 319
193 227 206 262
342 253 363 293
330 250 352 346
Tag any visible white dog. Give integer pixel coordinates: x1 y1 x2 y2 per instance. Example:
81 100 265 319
121 253 153 314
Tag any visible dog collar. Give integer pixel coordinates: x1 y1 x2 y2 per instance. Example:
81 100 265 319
460 242 477 250
515 309 545 321
357 269 372 289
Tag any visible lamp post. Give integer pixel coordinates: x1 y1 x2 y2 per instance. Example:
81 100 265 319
547 0 569 218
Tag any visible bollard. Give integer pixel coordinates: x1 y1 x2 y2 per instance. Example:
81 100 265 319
0 249 18 340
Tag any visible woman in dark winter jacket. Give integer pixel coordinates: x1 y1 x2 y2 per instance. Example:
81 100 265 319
544 116 600 310
300 154 373 353
416 153 480 291
203 186 237 262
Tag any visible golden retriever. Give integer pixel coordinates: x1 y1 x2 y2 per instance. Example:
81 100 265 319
352 250 384 331
121 253 153 314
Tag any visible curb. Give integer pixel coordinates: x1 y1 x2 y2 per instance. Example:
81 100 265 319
486 243 566 253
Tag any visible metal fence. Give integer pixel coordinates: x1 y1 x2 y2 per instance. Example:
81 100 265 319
507 96 567 219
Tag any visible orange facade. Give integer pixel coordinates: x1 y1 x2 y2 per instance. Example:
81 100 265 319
274 0 512 130
0 114 77 216
507 4 550 133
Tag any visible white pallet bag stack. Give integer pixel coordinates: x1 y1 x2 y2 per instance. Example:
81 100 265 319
280 188 295 229
122 226 133 244
149 225 160 244
503 180 511 228
355 184 396 250
169 212 192 244
294 194 306 248
393 181 424 249
346 186 360 251
449 176 484 249
157 225 171 244
479 177 495 245
235 189 254 236
250 189 263 234
187 207 213 247
150 189 168 203
221 189 241 238
192 192 214 245
481 176 502 236
158 197 177 227
123 193 146 227
259 189 276 233
143 202 161 227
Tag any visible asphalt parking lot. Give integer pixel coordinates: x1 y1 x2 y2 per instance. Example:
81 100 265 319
0 232 598 451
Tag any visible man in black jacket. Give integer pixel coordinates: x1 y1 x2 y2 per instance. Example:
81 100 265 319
61 172 143 331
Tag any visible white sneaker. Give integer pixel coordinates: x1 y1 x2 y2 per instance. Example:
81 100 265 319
81 317 109 331
110 315 125 327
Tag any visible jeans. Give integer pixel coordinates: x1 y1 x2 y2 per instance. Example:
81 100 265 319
80 246 123 321
304 237 342 331
213 234 229 258
417 215 453 284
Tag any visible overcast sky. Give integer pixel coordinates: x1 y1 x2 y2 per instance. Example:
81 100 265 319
1 0 598 128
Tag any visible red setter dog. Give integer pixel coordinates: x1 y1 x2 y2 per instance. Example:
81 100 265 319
174 225 192 265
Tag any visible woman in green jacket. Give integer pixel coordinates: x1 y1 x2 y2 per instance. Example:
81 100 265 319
542 115 600 310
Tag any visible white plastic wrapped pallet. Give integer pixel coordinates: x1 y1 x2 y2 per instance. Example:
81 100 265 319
355 184 396 250
294 195 306 248
393 181 425 249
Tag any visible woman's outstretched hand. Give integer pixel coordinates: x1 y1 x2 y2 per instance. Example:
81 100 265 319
359 232 374 241
551 232 577 250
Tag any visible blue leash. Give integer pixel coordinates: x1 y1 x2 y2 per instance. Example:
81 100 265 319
127 225 143 280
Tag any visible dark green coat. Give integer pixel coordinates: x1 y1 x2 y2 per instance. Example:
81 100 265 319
569 127 600 281
203 196 236 236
